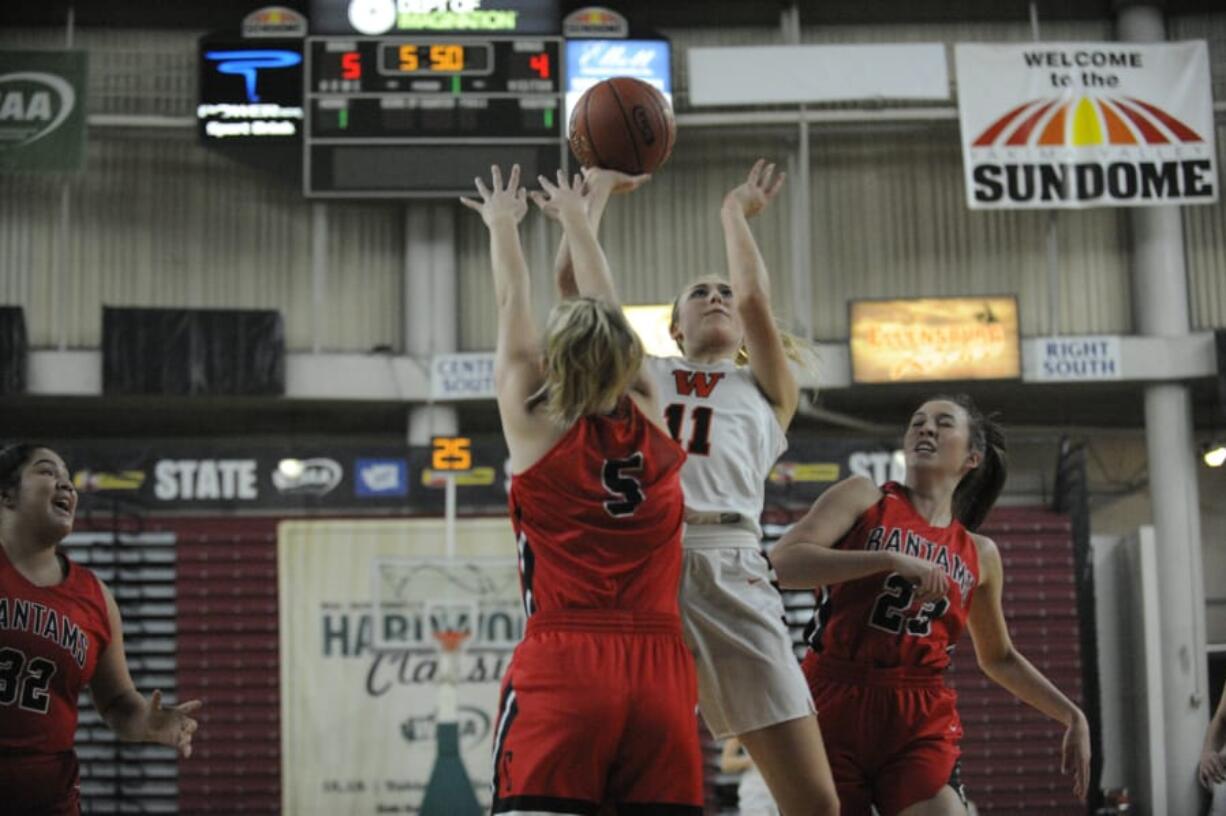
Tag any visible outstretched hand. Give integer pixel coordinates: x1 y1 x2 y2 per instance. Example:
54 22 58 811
145 689 202 758
724 158 785 218
1060 714 1091 802
459 164 528 227
581 166 652 197
530 169 589 222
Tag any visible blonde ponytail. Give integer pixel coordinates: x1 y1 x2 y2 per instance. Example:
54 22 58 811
534 298 644 426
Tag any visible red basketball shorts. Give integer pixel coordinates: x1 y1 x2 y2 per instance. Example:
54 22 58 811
803 655 966 816
491 610 703 815
0 751 81 815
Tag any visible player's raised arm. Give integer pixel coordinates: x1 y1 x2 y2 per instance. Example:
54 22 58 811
721 159 798 429
550 168 650 302
532 170 618 304
459 165 541 449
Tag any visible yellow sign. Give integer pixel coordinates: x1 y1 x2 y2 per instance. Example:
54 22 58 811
421 467 496 488
769 462 841 484
72 469 146 492
849 297 1020 384
431 436 472 471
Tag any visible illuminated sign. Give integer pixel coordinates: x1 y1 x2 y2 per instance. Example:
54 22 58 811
205 50 302 102
849 296 1020 384
563 7 628 39
304 35 564 196
621 304 679 358
432 436 473 471
242 6 309 38
310 0 560 36
197 38 304 141
565 39 671 127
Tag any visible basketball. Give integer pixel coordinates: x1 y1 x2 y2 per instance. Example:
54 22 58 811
569 77 677 175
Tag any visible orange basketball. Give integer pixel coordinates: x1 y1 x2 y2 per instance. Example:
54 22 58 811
569 77 676 175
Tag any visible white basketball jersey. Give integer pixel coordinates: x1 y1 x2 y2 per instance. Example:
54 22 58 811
645 356 787 541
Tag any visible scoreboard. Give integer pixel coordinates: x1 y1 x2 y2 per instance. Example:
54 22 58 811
304 35 565 197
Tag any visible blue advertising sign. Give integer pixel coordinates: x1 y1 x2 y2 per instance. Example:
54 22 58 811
564 38 671 125
355 458 409 497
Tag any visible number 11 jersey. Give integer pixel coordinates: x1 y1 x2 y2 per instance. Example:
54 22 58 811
804 481 981 671
644 356 786 542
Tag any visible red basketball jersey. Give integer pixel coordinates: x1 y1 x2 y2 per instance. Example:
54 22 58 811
508 399 687 617
0 546 111 754
803 482 980 671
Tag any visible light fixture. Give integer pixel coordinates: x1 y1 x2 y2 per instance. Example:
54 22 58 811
277 458 305 479
1203 441 1226 468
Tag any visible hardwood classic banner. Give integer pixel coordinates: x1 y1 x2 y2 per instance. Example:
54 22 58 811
278 518 521 815
955 41 1217 209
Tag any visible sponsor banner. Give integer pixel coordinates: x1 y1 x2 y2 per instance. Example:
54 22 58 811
50 436 924 513
197 36 304 141
563 6 628 39
279 519 520 815
355 458 409 497
243 6 309 38
311 0 560 36
565 39 671 128
1025 335 1122 382
956 41 1217 209
850 296 1021 385
431 352 495 400
688 44 949 107
0 50 88 173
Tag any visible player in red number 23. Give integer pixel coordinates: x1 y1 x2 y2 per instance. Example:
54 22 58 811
771 395 1091 815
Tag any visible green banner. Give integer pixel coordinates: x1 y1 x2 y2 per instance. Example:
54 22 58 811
0 50 88 173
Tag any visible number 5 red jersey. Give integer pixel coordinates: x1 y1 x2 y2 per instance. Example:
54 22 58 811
0 546 112 754
802 481 981 671
508 399 687 618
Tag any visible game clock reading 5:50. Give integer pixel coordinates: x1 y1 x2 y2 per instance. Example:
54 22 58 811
379 42 493 75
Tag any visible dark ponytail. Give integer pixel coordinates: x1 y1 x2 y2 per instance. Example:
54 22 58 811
0 443 52 501
932 395 1007 532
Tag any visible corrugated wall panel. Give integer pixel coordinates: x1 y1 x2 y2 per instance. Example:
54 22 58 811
807 123 1132 339
0 28 403 352
0 131 404 352
458 131 798 350
1183 121 1226 331
324 203 404 352
1169 13 1226 103
0 28 197 117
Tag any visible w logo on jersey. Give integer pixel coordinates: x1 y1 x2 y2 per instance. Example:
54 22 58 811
672 370 725 398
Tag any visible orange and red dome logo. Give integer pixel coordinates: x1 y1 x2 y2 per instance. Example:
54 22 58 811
973 95 1203 148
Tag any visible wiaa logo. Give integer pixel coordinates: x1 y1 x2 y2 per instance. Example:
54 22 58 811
0 72 77 149
272 458 343 496
973 95 1203 148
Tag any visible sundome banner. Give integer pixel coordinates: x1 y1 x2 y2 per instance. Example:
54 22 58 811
955 41 1217 210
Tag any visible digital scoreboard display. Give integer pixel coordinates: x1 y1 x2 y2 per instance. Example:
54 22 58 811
304 35 565 197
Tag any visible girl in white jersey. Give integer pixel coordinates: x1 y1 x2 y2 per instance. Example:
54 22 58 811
554 161 838 816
